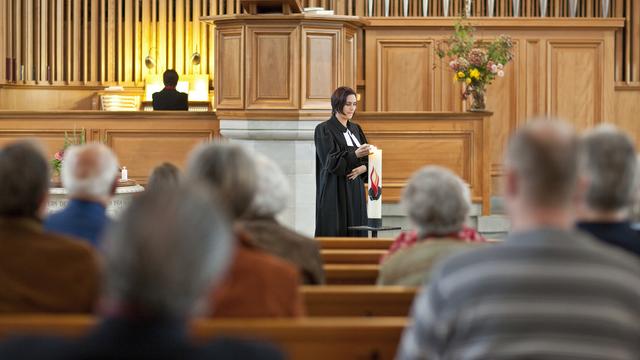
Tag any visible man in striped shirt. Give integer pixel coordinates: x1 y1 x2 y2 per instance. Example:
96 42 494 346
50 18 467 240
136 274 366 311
397 119 640 360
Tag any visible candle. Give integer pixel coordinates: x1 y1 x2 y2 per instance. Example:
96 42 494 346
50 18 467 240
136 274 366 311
121 166 128 181
367 145 382 227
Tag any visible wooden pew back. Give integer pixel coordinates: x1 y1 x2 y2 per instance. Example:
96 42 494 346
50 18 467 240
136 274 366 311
301 286 417 317
0 315 407 360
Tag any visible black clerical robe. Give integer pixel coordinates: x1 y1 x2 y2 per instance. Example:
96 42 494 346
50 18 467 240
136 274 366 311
314 116 368 237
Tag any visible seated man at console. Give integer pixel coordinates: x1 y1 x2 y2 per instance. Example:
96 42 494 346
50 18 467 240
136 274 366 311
152 69 188 111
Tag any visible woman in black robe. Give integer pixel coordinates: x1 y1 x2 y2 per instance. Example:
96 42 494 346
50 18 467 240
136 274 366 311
314 87 370 237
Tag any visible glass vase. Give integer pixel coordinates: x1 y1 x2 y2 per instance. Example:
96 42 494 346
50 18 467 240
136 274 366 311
468 86 486 112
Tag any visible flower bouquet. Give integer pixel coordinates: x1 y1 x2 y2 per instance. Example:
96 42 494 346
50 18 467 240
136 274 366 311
51 128 85 180
437 21 514 111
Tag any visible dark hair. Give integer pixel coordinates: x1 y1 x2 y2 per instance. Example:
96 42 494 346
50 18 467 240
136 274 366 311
147 162 181 192
163 69 179 87
0 141 50 218
331 86 357 116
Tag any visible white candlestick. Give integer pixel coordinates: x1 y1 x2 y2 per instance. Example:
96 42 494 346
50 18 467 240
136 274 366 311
121 166 128 181
367 146 382 220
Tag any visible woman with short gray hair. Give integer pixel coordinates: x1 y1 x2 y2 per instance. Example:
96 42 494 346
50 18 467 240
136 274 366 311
241 154 325 284
377 166 486 286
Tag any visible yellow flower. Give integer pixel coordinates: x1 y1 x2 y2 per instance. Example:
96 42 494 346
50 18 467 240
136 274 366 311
469 68 480 79
457 71 465 79
453 74 458 82
466 78 472 84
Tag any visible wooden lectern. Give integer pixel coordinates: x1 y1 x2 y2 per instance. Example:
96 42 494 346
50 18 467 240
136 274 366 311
240 0 303 15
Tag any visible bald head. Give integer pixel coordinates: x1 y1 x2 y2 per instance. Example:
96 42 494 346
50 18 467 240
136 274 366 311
61 143 119 199
505 119 579 208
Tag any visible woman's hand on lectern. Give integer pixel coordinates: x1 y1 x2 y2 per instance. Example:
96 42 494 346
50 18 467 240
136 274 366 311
347 165 367 181
355 144 371 158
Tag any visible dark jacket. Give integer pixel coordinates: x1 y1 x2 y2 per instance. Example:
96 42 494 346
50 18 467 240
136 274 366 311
44 199 110 247
152 88 188 111
0 317 285 360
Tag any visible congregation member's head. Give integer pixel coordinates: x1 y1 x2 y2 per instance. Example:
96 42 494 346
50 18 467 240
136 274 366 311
0 140 50 220
186 143 257 220
163 69 179 87
146 162 181 192
504 118 579 229
578 125 637 221
102 185 232 319
61 143 119 205
575 125 640 257
377 166 482 287
246 153 289 220
403 166 470 239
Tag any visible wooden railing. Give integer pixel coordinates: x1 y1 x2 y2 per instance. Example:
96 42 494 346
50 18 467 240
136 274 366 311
0 0 637 86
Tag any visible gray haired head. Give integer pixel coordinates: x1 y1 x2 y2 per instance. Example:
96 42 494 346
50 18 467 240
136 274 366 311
402 165 471 238
102 185 233 319
61 143 119 199
247 153 289 219
580 124 637 212
0 140 50 219
186 142 257 220
505 118 579 208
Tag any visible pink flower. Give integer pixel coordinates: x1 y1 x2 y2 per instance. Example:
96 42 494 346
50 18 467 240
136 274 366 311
490 64 498 73
54 151 64 161
497 70 505 77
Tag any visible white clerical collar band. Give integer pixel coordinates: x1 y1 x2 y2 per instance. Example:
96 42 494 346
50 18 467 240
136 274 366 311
343 129 361 147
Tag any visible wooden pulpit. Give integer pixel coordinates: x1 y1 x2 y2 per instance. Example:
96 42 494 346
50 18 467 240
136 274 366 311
240 0 303 15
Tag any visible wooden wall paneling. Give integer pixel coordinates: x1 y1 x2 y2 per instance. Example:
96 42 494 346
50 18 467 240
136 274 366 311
525 40 544 118
105 130 214 183
344 28 357 91
547 40 604 129
376 40 433 111
301 27 340 109
485 39 519 181
0 129 86 158
246 26 299 109
123 0 133 84
215 26 244 109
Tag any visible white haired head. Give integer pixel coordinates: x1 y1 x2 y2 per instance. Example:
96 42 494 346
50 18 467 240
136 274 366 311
247 153 289 218
61 143 119 199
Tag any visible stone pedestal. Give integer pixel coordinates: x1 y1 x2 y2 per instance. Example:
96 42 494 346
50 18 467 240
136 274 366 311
220 119 320 236
48 185 145 218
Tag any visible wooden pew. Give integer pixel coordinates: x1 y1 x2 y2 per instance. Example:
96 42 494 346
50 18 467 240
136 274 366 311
0 315 407 360
321 249 386 264
324 264 379 285
317 237 394 250
301 286 418 317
